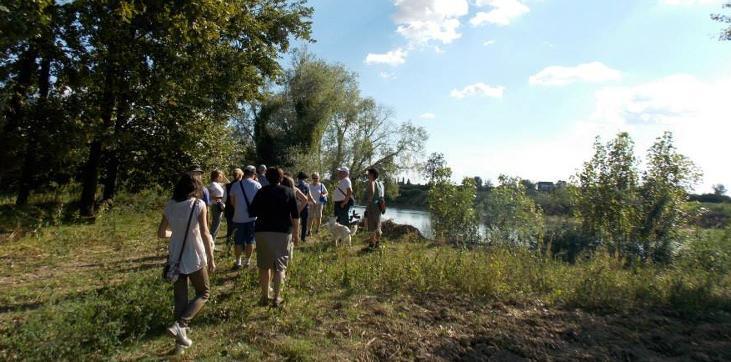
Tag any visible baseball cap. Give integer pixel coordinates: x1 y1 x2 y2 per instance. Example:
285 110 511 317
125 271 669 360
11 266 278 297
337 166 349 174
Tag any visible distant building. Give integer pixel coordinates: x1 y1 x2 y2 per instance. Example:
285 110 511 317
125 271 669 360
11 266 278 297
536 182 555 192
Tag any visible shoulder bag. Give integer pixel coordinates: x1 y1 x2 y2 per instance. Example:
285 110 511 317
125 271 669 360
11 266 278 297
338 186 355 206
163 199 198 284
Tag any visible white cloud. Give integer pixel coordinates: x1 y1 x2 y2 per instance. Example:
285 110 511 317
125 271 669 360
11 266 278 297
419 112 437 119
587 73 731 191
393 0 469 46
450 82 505 98
658 0 724 5
378 71 396 79
434 45 445 53
483 40 497 46
448 74 731 192
529 62 622 86
470 0 530 27
365 48 408 66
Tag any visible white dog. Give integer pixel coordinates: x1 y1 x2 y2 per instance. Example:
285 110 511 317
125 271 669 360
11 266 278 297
325 217 358 247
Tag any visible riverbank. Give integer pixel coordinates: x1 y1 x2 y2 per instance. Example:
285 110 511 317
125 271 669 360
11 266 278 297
1 194 730 361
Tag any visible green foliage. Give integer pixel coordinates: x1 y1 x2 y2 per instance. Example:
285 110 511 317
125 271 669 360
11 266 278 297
427 167 480 244
481 175 544 248
574 132 701 262
712 2 731 41
574 133 640 258
638 132 702 262
255 50 428 183
1 0 314 211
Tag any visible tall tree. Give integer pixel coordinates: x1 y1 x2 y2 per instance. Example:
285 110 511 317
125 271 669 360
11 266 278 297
574 133 640 258
638 132 701 262
68 0 312 215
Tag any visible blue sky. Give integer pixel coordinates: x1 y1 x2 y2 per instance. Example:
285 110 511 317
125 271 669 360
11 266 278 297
297 0 731 191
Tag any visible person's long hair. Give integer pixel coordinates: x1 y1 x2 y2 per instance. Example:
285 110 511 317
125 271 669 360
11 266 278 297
173 174 203 202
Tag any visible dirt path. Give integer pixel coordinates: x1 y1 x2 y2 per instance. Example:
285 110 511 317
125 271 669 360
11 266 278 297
344 294 731 362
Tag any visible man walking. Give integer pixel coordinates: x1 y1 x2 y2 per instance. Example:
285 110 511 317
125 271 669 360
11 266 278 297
295 172 315 242
257 164 269 187
229 165 261 269
333 166 353 226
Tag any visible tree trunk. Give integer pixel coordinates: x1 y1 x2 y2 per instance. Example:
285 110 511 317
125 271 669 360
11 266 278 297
16 56 51 206
80 67 116 217
103 93 130 201
0 48 37 187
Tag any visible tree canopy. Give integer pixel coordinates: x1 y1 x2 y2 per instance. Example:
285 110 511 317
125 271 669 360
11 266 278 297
0 0 313 214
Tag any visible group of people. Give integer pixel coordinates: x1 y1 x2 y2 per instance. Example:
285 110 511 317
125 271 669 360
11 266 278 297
157 164 385 354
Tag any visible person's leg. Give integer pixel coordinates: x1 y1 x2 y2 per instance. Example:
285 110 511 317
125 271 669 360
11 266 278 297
308 214 315 235
210 206 223 243
300 209 308 242
173 274 189 322
177 268 210 327
233 222 244 268
259 268 271 301
272 270 285 301
335 204 347 226
244 221 255 266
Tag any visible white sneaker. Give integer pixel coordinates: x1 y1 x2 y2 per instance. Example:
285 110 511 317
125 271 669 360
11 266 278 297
166 322 192 347
243 259 251 268
174 343 189 355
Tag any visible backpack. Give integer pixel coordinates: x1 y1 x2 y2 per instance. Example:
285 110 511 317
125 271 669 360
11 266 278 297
376 181 386 215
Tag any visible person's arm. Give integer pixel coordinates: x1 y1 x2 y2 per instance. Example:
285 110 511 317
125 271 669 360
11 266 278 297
289 191 300 245
197 202 215 273
291 217 300 246
307 192 316 205
295 189 308 213
367 180 375 204
229 186 236 208
341 184 353 208
157 215 172 238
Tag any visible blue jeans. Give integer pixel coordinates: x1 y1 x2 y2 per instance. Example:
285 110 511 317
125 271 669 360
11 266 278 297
334 201 351 226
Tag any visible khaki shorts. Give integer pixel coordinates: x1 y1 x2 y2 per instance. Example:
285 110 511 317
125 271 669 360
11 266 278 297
310 203 324 218
255 232 292 271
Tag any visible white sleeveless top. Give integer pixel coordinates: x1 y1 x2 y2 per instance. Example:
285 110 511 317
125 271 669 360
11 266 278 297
164 198 207 274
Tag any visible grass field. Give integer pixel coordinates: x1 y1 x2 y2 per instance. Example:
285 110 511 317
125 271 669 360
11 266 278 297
1 193 731 361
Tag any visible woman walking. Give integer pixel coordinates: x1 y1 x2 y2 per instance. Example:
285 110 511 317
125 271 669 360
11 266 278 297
224 168 243 247
308 172 328 235
365 168 383 250
248 168 300 307
157 173 216 354
208 170 229 247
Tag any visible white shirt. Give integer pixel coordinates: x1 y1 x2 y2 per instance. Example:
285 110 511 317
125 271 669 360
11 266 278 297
334 177 352 202
208 182 225 200
309 183 328 204
230 178 261 223
165 199 207 275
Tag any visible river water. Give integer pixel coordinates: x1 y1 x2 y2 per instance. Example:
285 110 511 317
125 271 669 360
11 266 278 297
352 205 433 238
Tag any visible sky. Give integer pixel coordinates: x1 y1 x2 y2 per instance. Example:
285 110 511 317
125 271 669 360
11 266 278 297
295 0 731 192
